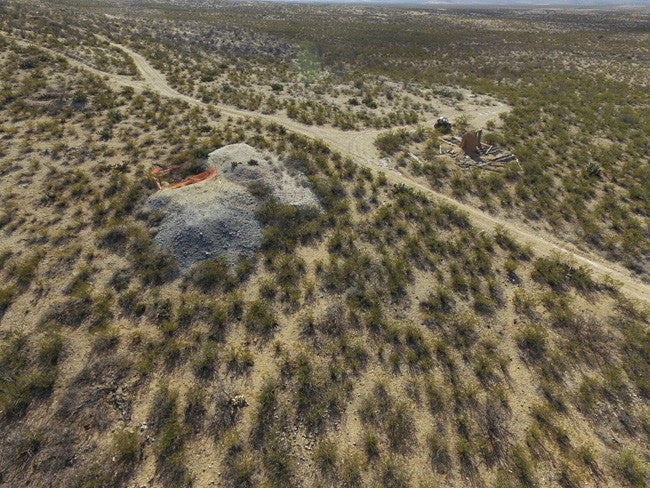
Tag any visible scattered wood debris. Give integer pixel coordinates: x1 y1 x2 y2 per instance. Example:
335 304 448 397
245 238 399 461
441 135 518 172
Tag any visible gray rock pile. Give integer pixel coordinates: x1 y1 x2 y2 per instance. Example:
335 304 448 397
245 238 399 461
146 143 319 269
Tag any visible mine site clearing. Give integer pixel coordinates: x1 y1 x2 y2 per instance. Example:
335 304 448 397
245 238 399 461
79 40 648 302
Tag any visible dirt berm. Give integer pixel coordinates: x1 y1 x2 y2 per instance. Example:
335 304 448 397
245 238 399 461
146 143 320 269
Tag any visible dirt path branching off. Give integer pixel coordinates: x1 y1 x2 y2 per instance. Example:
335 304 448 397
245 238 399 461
68 41 650 303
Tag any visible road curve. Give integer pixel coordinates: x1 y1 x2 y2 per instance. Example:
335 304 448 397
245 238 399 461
80 43 650 303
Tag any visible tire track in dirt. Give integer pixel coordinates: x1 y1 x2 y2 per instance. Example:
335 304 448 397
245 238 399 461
90 43 650 303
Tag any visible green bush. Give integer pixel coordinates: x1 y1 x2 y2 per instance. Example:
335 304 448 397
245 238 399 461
131 234 177 285
584 162 602 178
192 341 219 379
225 345 254 374
258 200 323 255
222 433 256 487
184 385 206 430
358 383 415 452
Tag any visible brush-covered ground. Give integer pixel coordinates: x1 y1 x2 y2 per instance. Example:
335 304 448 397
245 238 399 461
0 2 648 488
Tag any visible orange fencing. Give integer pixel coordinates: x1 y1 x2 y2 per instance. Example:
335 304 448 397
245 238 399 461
151 165 217 191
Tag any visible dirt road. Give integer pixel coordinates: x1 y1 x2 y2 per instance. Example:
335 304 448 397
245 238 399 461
73 43 650 303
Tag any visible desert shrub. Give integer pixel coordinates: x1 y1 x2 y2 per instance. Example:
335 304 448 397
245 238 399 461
131 234 177 285
424 376 446 415
99 225 130 251
557 462 583 488
206 304 229 341
403 325 432 370
339 452 363 487
155 417 190 486
456 437 477 474
473 293 496 315
91 327 119 353
375 129 411 155
109 269 131 291
1 368 56 420
385 401 415 451
235 254 255 282
0 285 16 315
0 334 57 420
517 324 548 360
577 444 598 473
6 426 45 463
148 383 190 486
112 429 141 463
258 200 323 256
12 251 42 287
148 382 178 432
262 432 293 487
574 376 601 414
620 319 650 398
313 438 338 475
222 433 256 487
190 256 234 292
379 457 411 488
118 290 146 316
420 287 455 316
531 256 594 292
282 349 347 431
362 431 380 459
225 345 254 374
192 341 219 379
37 333 64 367
252 378 279 440
317 303 347 335
259 278 277 299
451 313 478 350
609 449 648 488
244 301 277 336
426 430 451 473
184 385 206 430
511 445 536 487
359 383 415 452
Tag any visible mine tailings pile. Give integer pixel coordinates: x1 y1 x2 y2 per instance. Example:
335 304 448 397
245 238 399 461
145 143 320 269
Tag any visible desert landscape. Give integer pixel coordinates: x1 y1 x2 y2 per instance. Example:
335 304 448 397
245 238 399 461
0 1 648 487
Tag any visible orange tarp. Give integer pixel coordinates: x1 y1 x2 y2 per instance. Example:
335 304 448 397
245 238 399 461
151 165 217 190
